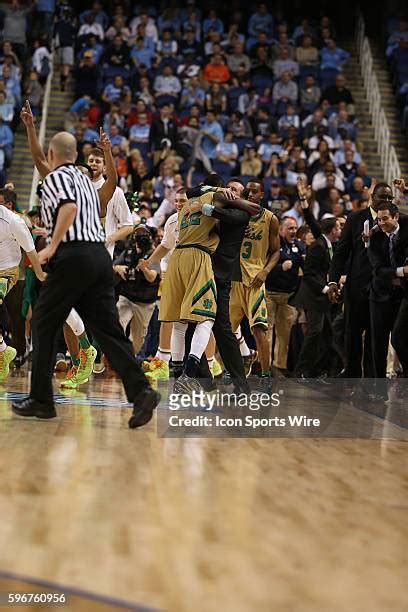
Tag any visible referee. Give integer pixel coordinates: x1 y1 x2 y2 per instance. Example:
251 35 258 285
12 132 160 428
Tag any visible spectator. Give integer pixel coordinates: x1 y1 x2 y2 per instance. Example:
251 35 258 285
194 110 223 172
149 104 179 162
238 87 259 117
215 131 238 167
346 162 371 191
2 65 21 106
74 51 98 98
251 106 277 140
227 110 253 138
130 10 158 44
258 132 283 162
205 82 227 115
0 91 14 123
179 27 202 60
227 41 251 74
295 35 319 67
272 71 298 108
129 113 151 148
102 75 131 105
0 115 13 165
320 39 350 72
0 0 33 62
240 144 262 177
130 36 155 69
31 38 51 84
82 34 104 64
157 28 178 58
102 34 130 69
300 74 321 113
278 104 300 138
153 65 182 102
54 6 76 91
176 52 202 84
203 54 231 85
338 149 358 179
135 78 155 108
272 47 299 79
180 76 205 109
312 160 344 192
105 15 131 43
35 0 55 42
321 74 354 108
203 9 224 35
248 3 273 38
80 1 109 30
77 12 104 43
25 71 43 116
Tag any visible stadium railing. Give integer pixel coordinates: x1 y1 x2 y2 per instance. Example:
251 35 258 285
356 11 401 184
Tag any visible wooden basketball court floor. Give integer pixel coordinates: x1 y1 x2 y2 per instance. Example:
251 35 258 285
0 369 407 612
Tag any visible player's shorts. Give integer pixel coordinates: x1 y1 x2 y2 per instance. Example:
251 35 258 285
159 247 217 323
0 266 20 302
229 281 268 331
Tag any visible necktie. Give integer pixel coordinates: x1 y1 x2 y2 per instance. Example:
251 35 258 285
328 245 333 260
389 234 397 268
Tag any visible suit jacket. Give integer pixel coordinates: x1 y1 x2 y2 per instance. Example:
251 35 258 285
149 117 179 151
367 217 408 302
328 207 376 295
292 235 331 313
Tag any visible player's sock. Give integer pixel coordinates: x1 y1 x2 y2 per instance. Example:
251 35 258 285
172 360 184 379
191 320 214 358
185 355 200 378
78 332 91 350
171 322 188 362
235 328 251 357
156 347 171 362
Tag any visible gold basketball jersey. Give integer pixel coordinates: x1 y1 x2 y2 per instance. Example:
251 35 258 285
177 192 219 254
240 208 274 286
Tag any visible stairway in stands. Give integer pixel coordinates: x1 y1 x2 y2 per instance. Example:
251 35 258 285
8 68 74 210
342 39 408 181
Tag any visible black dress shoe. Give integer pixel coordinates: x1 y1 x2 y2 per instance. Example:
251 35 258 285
12 397 57 419
128 388 161 429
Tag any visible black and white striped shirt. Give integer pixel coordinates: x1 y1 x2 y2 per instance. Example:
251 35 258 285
41 164 105 244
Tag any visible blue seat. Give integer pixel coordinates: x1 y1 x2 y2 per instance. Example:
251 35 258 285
235 138 255 154
212 160 232 181
320 67 338 89
252 74 274 95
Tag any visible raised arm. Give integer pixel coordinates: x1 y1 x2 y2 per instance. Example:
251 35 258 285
297 176 321 239
20 100 51 178
94 128 117 217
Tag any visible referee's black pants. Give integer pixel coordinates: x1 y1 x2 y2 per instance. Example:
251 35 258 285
30 243 149 404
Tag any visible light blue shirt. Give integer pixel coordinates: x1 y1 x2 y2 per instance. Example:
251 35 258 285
201 120 223 159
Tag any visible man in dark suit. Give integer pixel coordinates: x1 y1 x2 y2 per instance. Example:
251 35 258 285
293 218 342 377
368 202 408 379
149 103 179 161
328 182 393 377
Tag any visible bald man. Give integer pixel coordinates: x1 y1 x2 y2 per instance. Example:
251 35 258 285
12 131 160 428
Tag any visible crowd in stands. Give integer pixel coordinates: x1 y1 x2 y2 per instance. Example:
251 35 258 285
56 1 376 230
0 0 54 187
385 16 408 135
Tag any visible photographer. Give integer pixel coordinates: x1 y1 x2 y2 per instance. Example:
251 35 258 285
114 225 160 354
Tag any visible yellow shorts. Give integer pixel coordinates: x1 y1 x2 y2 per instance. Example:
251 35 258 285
159 248 217 323
0 266 20 300
229 281 268 331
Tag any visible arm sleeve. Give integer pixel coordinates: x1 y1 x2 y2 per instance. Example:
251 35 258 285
10 216 36 252
367 240 400 281
304 242 328 294
302 207 321 239
114 192 133 227
45 171 76 207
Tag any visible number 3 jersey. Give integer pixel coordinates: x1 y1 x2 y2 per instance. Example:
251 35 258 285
240 208 274 286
